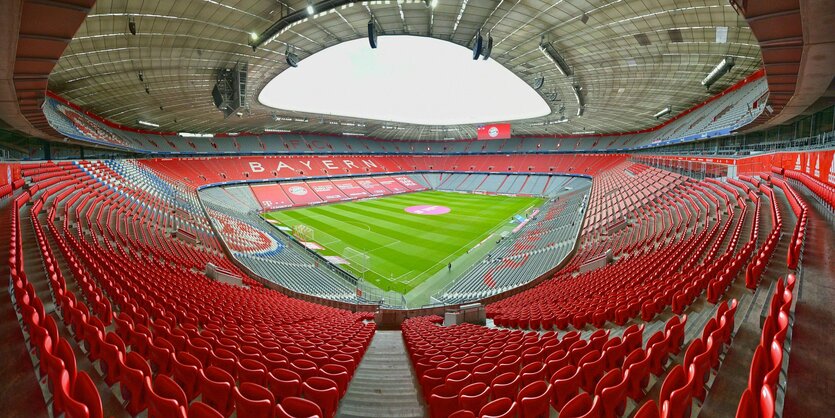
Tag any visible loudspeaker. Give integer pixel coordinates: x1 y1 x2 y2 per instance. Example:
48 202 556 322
368 20 378 49
472 33 483 60
286 52 299 67
482 34 493 60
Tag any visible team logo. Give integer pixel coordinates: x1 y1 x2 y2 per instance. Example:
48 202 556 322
288 186 308 196
211 210 280 255
488 126 500 137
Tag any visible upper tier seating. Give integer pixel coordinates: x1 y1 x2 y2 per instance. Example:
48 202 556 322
44 76 767 154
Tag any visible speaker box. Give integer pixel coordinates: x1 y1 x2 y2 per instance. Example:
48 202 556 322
368 20 378 49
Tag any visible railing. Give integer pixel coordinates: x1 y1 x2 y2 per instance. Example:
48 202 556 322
636 130 835 157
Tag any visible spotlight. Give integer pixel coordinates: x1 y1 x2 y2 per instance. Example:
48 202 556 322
144 84 150 95
654 107 671 119
482 33 494 60
286 46 299 68
307 2 314 15
138 71 144 82
250 32 258 41
702 57 734 89
581 13 589 24
138 120 159 128
128 16 136 35
472 33 483 60
532 75 545 90
368 20 378 49
539 37 573 76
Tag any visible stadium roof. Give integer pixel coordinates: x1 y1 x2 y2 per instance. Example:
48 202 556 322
46 0 763 140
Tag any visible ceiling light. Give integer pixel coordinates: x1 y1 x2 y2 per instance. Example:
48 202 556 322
539 38 572 76
307 3 315 15
178 132 214 138
137 120 159 128
342 132 364 136
264 128 291 133
654 107 671 119
702 57 734 89
431 0 439 8
250 32 258 41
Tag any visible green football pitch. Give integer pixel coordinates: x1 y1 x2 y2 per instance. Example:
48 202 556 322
262 190 543 294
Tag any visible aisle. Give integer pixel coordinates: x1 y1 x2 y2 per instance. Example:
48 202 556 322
781 186 835 416
336 330 426 418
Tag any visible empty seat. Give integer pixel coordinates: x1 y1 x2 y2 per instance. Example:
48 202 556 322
275 396 324 418
479 397 518 418
233 382 276 418
302 376 339 418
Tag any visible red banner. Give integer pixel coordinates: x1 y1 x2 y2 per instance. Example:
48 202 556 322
279 182 323 206
356 177 389 196
331 179 370 198
250 184 293 210
308 180 349 202
375 176 408 193
477 123 512 140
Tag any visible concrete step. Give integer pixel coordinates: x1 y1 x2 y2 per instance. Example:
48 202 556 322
337 331 425 418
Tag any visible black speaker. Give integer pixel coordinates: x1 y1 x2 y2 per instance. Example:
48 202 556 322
472 33 483 60
368 20 378 49
482 34 493 60
286 52 299 68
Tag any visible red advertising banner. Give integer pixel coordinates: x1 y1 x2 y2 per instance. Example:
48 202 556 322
279 182 323 205
393 175 427 191
250 184 293 210
356 177 388 196
308 180 349 202
477 123 512 140
375 176 408 193
331 178 370 198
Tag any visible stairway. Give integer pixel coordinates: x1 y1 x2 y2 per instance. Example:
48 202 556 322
337 331 426 418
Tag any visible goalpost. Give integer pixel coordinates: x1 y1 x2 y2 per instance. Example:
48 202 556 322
344 247 370 278
294 224 314 242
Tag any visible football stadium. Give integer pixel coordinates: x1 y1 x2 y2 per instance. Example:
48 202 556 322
0 0 833 417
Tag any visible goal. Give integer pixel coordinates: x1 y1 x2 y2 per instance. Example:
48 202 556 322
344 247 370 276
294 224 314 242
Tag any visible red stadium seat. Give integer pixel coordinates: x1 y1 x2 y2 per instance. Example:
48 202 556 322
275 396 323 418
188 402 224 418
198 366 235 418
147 374 188 418
302 376 339 418
517 380 551 418
559 392 601 418
458 382 490 414
233 382 276 418
479 397 518 418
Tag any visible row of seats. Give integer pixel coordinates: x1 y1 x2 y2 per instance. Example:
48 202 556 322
485 174 757 330
780 167 835 211
5 161 377 418
403 295 744 418
735 275 796 418
633 299 739 418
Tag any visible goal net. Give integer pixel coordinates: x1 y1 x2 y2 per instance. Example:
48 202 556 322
344 247 370 274
294 224 314 242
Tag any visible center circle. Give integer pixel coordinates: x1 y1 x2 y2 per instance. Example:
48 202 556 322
405 205 451 215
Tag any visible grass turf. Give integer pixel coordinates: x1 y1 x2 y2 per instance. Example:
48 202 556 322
262 190 542 293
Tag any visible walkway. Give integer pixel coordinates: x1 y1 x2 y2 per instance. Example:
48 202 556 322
781 185 835 415
337 331 425 418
